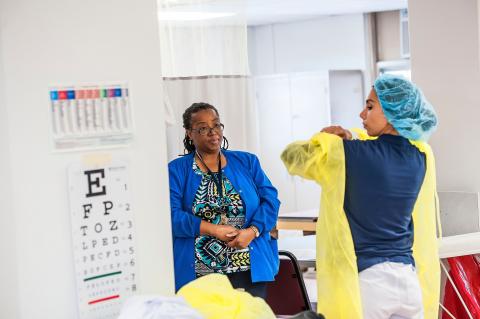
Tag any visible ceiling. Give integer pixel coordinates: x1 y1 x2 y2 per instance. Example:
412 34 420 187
159 0 408 25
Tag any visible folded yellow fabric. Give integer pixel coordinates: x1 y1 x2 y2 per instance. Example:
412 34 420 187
177 274 275 319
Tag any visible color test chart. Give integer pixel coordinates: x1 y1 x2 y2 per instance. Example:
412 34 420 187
50 84 133 151
68 159 136 319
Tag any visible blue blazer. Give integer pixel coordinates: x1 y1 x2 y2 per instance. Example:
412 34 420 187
168 150 280 291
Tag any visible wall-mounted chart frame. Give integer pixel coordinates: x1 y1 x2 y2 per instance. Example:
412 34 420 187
68 156 137 319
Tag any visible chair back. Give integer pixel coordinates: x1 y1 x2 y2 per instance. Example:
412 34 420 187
266 250 312 315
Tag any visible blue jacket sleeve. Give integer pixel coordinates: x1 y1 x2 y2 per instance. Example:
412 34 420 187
168 162 202 238
248 155 280 234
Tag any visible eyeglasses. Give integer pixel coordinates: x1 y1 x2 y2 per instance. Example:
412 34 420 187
190 123 225 136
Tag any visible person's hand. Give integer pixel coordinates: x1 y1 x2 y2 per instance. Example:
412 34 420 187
213 224 239 242
227 228 256 249
321 125 352 140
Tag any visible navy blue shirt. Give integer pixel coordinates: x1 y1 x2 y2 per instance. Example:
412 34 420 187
343 134 426 272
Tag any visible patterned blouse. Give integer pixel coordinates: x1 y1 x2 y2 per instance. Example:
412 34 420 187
192 160 251 276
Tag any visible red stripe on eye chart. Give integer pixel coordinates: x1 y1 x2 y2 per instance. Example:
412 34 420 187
88 294 120 305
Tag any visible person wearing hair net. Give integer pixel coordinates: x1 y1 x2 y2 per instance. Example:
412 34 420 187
281 74 440 319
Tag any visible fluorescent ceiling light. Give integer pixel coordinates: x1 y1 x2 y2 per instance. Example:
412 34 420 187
158 11 236 21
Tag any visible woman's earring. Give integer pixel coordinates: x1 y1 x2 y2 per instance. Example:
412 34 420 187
222 136 229 150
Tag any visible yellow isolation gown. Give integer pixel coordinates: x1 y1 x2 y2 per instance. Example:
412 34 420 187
281 129 441 319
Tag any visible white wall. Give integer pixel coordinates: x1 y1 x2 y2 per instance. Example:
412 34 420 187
248 14 367 75
410 0 480 193
0 16 20 318
0 0 174 318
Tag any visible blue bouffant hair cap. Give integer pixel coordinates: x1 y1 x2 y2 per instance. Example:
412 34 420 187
374 74 438 141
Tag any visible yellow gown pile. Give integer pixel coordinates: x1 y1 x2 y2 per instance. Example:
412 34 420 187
281 129 441 319
177 274 275 319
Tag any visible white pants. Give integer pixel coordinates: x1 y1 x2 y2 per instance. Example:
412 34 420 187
359 262 423 319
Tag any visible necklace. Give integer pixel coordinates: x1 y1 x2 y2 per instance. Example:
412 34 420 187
196 151 227 224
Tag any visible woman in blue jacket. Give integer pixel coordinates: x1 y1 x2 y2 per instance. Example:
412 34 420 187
168 102 280 298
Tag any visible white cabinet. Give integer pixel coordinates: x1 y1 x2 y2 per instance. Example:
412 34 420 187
254 71 330 214
254 74 298 213
254 70 364 214
329 70 364 129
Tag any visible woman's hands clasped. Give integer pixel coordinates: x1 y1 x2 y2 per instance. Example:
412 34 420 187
212 224 239 242
202 221 256 249
227 228 256 249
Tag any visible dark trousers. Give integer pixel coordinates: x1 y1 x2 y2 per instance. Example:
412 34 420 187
227 270 267 299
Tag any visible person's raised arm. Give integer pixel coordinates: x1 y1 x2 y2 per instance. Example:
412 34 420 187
281 129 346 185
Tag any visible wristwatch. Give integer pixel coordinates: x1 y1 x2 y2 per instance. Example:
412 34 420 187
249 225 260 238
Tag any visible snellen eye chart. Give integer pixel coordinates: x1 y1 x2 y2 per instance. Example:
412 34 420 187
50 84 133 151
68 158 136 319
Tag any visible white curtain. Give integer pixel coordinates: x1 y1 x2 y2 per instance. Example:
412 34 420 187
158 0 249 77
157 0 255 160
